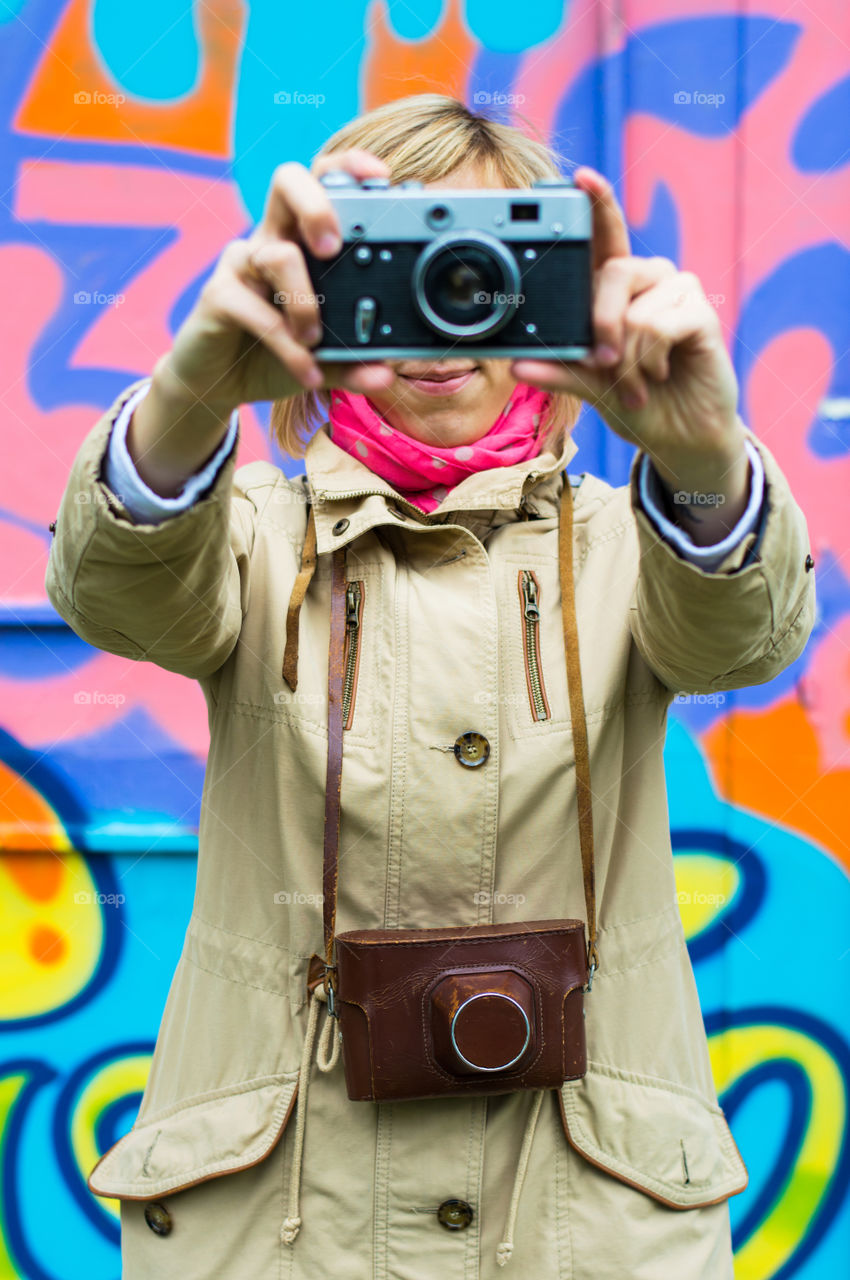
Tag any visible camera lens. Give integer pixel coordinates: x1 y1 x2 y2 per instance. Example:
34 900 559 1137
412 231 521 339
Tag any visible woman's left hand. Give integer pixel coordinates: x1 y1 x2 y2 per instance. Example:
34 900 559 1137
510 166 750 524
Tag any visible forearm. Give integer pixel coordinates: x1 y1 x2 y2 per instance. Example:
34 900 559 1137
126 355 237 498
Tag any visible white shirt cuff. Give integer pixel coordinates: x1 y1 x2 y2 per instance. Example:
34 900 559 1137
101 378 239 524
638 437 765 572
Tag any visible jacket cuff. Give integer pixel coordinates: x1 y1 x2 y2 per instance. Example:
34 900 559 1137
637 438 765 573
66 378 241 558
626 417 815 692
102 378 240 525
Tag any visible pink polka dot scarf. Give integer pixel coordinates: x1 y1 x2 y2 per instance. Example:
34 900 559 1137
326 384 554 513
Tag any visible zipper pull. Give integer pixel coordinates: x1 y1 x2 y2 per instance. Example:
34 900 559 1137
521 571 540 621
346 582 360 629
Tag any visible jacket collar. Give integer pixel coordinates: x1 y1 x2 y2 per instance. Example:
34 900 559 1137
303 421 580 555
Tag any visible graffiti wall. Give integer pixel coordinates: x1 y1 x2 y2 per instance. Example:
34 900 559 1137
1 1 848 1276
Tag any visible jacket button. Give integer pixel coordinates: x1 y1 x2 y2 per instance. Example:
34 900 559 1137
144 1202 173 1236
454 732 490 767
805 554 815 572
332 518 350 535
437 1198 474 1230
49 521 57 534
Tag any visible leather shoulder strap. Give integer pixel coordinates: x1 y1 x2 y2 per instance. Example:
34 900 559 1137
281 502 318 691
322 545 347 996
320 476 599 1000
558 474 599 979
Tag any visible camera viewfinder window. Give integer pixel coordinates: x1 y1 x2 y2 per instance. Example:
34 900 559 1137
510 203 539 221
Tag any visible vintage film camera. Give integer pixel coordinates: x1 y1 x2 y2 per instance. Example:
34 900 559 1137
300 171 594 360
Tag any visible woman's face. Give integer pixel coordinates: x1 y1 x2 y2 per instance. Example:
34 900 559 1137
363 160 519 448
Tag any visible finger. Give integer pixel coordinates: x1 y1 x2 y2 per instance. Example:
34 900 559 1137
312 147 391 181
256 161 345 259
245 238 323 346
321 361 396 393
614 275 718 407
571 167 631 269
510 357 607 402
209 244 324 389
590 255 677 364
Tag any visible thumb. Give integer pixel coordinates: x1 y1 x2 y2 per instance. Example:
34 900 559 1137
510 358 607 403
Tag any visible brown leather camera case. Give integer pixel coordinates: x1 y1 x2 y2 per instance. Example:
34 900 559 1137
333 921 588 1100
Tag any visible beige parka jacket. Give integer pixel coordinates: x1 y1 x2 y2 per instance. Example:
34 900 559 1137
45 376 815 1279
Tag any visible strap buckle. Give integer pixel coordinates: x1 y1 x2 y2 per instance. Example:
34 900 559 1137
583 939 599 994
323 963 338 1018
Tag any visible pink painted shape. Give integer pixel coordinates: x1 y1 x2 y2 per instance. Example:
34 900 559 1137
0 653 212 757
799 618 850 774
747 327 848 555
15 160 250 376
0 165 285 758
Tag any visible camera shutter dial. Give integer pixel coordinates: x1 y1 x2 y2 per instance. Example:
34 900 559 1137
319 169 358 188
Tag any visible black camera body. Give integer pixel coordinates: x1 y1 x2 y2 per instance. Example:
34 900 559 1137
301 172 594 360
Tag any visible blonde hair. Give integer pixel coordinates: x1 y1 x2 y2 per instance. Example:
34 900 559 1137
270 94 582 460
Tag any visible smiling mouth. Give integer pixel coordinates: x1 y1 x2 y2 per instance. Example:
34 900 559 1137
396 364 480 394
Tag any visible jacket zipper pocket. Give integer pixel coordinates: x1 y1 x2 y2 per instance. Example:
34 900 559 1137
518 569 551 722
342 580 365 730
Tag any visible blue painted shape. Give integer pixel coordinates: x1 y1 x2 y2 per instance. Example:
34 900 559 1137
792 75 850 173
94 1090 144 1158
0 0 65 136
7 854 195 1275
627 179 680 264
93 0 200 101
234 0 374 220
723 1074 800 1247
553 15 801 192
724 1060 812 1250
671 828 766 964
56 1046 151 1240
469 50 524 117
807 550 850 641
466 0 564 52
2 221 178 414
664 720 850 1275
385 0 444 40
166 229 251 337
0 619 97 679
736 244 850 460
705 1008 850 1280
26 708 206 853
0 1058 59 1280
665 717 850 1042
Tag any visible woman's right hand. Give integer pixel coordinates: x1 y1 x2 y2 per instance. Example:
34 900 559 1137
152 148 397 414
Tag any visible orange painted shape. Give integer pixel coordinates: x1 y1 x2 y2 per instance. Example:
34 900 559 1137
0 761 68 854
362 0 476 109
4 849 63 900
28 923 67 965
15 0 243 156
702 700 850 872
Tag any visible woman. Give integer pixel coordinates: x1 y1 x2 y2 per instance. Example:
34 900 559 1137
46 95 814 1279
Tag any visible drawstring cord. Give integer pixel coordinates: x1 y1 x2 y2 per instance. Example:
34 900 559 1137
280 984 545 1267
495 1088 546 1267
280 984 341 1245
